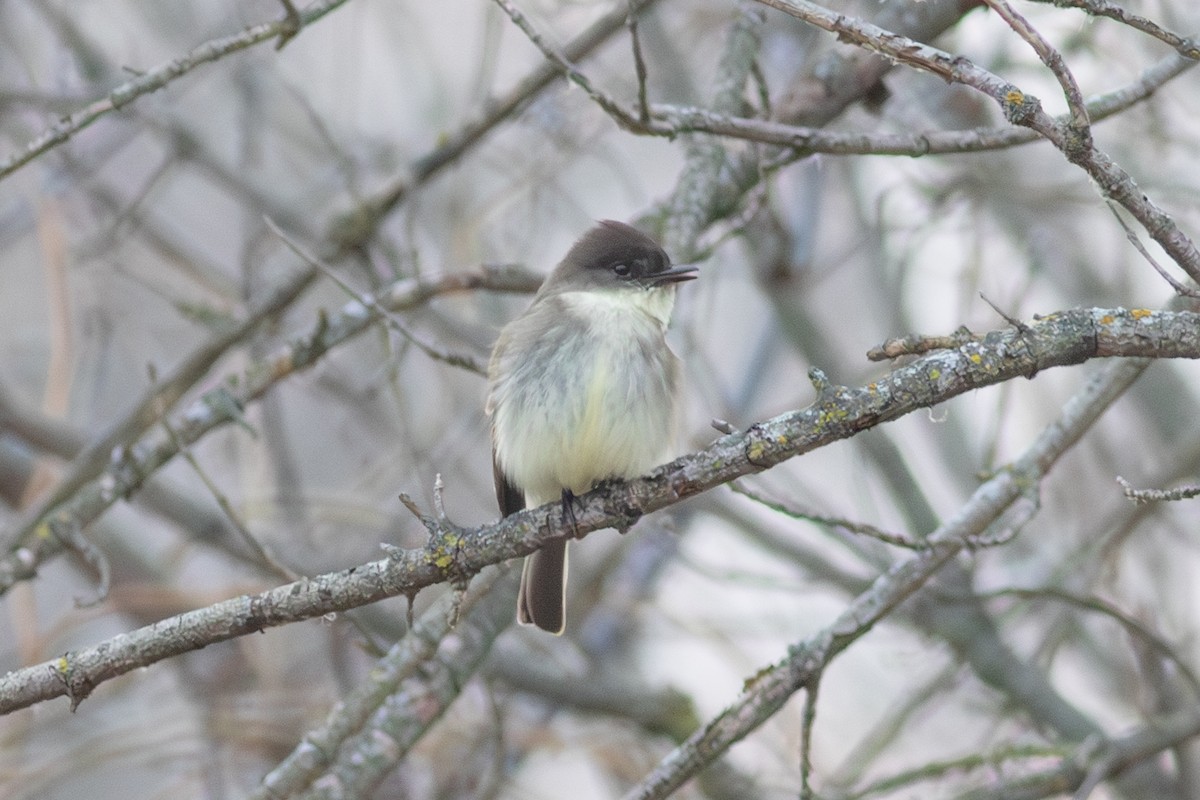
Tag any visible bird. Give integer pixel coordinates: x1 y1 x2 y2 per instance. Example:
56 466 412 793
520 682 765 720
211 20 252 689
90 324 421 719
486 220 696 633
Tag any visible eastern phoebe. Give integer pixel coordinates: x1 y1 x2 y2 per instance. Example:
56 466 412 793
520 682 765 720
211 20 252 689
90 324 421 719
486 220 697 634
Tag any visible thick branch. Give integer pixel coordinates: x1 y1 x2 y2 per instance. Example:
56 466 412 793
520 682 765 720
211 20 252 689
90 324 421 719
1 306 1197 715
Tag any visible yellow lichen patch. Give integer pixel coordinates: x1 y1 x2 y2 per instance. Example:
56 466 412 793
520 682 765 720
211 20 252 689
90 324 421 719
1004 89 1025 105
1100 315 1114 325
929 368 941 380
426 533 462 570
1130 308 1152 320
747 440 767 462
35 521 52 540
817 407 849 426
56 656 69 674
970 353 982 364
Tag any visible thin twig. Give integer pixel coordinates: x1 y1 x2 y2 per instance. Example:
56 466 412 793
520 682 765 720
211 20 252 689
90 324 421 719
846 743 1070 798
730 481 925 549
979 292 1031 332
800 677 820 800
0 0 352 182
621 353 1155 800
490 0 646 131
627 0 651 123
952 709 1200 799
0 264 541 595
352 0 666 240
265 218 486 375
752 0 1200 285
1106 203 1200 297
50 517 111 609
1117 475 1200 504
152 365 298 584
975 584 1200 698
1026 0 1200 59
985 0 1091 133
275 0 303 49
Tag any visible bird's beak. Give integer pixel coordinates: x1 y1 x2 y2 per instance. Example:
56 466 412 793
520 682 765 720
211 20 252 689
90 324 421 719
650 264 699 286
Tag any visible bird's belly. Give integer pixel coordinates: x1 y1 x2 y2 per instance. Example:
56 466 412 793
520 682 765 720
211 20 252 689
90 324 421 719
493 325 676 505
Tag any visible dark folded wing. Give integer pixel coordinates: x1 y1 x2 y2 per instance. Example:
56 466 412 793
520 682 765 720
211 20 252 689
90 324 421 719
493 449 525 517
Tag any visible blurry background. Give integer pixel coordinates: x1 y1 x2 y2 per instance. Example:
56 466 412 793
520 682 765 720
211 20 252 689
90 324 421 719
2 0 1200 798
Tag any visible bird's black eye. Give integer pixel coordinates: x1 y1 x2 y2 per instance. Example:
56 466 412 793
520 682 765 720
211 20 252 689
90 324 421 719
613 262 632 277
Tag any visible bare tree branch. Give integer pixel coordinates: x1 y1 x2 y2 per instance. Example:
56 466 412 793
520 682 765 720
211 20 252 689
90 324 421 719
985 0 1091 132
250 566 517 799
0 0 354 182
0 266 541 594
1026 0 1200 58
1 306 1197 715
621 352 1153 800
338 0 668 249
951 707 1200 799
2 266 319 554
753 0 1200 284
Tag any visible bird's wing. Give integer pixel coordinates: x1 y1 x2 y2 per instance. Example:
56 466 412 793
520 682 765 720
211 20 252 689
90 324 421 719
493 448 526 517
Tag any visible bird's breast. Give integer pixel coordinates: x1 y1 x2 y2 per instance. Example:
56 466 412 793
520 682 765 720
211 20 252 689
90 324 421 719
488 290 680 504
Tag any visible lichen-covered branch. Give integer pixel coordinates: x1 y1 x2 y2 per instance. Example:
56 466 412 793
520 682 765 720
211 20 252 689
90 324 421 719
2 306 1196 716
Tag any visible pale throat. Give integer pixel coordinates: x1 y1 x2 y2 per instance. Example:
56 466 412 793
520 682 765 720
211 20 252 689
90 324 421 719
556 285 677 329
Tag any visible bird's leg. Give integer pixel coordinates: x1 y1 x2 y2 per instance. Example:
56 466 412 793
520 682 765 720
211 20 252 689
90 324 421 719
559 488 582 539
